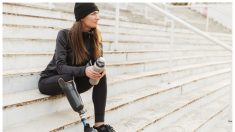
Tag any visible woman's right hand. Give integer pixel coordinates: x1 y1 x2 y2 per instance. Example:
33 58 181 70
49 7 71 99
85 66 102 80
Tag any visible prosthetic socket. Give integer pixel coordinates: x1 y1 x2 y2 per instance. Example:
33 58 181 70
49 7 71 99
58 78 84 114
58 78 98 132
58 78 97 132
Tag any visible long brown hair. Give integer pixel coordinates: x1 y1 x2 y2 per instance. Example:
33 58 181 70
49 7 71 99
68 21 102 65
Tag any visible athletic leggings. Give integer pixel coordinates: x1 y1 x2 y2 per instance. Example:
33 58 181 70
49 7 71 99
38 74 107 122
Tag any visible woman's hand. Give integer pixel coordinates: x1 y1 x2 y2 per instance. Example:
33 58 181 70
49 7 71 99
85 66 105 80
100 69 106 78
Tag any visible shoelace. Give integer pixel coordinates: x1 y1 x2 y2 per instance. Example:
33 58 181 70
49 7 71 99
104 124 115 132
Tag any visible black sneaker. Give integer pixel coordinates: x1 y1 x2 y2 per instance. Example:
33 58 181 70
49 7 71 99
93 124 116 132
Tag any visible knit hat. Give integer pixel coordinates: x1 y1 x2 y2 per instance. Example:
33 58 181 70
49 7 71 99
74 3 99 21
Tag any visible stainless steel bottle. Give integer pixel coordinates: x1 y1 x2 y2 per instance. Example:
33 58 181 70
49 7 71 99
89 57 105 85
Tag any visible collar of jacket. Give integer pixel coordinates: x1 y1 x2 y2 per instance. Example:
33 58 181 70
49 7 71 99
82 28 95 38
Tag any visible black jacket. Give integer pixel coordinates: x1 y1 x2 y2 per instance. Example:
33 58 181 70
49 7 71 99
40 29 100 78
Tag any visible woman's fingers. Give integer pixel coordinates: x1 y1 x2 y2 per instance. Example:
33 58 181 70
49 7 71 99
100 69 106 78
85 66 105 80
91 74 101 79
88 71 101 79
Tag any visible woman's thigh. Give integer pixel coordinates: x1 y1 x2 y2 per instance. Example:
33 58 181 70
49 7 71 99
38 74 73 95
38 74 92 95
74 76 93 93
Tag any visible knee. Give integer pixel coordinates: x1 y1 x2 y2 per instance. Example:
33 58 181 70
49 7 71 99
60 74 73 82
100 75 107 82
38 83 62 95
38 81 50 95
95 75 107 88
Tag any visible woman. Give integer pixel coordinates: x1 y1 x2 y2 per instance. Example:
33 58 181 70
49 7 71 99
38 3 115 132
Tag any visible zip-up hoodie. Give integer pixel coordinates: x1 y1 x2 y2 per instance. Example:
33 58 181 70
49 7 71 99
40 29 100 78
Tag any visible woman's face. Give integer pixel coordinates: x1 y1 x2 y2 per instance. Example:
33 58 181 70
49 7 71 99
82 11 100 30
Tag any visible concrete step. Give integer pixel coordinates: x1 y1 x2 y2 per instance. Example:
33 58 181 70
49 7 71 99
3 24 231 46
1 14 163 39
2 13 163 37
208 32 232 40
168 6 231 33
68 78 230 132
3 66 231 111
3 67 230 131
5 49 181 65
3 11 232 43
3 9 231 52
3 68 231 130
3 58 231 94
201 107 232 132
4 3 231 42
110 81 229 132
3 3 74 13
4 2 232 37
109 42 227 52
7 3 113 16
167 49 230 57
151 94 229 132
3 27 230 52
2 3 166 30
127 3 166 18
3 25 170 43
3 31 230 55
3 66 231 109
3 3 158 25
3 35 230 53
3 3 114 23
3 50 231 70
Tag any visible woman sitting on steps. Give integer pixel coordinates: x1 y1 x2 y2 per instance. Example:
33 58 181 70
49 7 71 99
38 3 115 132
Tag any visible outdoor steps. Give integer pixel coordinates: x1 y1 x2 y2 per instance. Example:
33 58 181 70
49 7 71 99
4 62 231 106
3 58 231 94
3 67 230 131
3 37 231 53
3 3 232 39
3 22 231 45
111 81 229 132
3 3 118 23
3 63 230 127
4 24 231 47
3 3 148 24
167 5 231 33
3 23 231 55
2 3 165 28
3 50 231 70
3 3 232 52
202 107 232 132
146 95 229 132
64 73 230 132
124 3 169 23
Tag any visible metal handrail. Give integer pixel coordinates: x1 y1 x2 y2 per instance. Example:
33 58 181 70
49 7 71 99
114 3 120 51
147 3 232 52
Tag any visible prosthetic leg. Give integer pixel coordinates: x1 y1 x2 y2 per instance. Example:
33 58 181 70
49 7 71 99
58 78 97 132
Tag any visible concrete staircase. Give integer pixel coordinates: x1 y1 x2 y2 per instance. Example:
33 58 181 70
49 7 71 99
3 3 232 132
165 5 232 33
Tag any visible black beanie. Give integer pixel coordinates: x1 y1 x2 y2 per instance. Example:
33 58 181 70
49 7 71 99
74 3 99 21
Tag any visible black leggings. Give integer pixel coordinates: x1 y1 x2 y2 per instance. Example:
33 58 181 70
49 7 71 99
38 74 107 122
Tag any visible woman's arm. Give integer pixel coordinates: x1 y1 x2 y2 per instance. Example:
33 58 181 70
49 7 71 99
55 30 87 77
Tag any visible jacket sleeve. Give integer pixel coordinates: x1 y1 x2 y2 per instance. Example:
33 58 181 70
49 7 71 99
55 30 87 77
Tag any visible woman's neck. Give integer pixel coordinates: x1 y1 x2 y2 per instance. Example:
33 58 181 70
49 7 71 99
82 27 91 32
82 24 91 32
